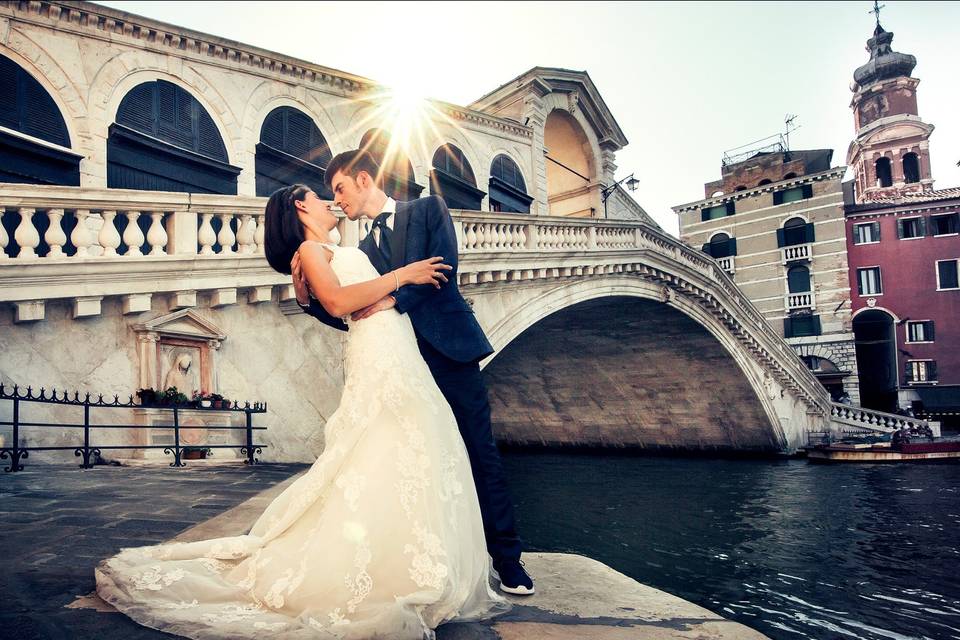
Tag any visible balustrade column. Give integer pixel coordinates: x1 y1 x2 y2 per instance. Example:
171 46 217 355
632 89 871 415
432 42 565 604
14 208 39 259
0 213 8 259
123 211 144 256
146 212 168 256
254 214 265 254
44 209 67 257
72 210 94 257
99 211 121 256
217 213 236 254
198 213 216 255
237 214 255 254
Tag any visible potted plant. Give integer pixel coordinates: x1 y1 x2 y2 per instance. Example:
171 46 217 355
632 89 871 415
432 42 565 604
209 393 224 409
193 391 212 409
182 446 209 460
159 387 189 407
136 388 158 407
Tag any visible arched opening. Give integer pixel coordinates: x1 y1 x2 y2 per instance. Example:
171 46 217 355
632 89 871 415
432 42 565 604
429 143 484 210
359 128 422 202
108 80 240 194
703 232 736 258
488 154 532 213
482 297 778 451
853 310 898 412
782 173 797 180
255 106 333 198
758 179 772 186
733 186 747 192
801 355 846 401
787 265 811 293
902 152 921 184
875 157 893 187
711 190 724 197
544 109 595 217
779 216 811 247
0 53 80 186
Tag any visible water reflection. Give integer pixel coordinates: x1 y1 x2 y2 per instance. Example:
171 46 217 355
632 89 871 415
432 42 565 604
502 452 960 640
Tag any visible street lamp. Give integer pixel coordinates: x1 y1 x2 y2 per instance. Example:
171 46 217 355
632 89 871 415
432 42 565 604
600 173 639 218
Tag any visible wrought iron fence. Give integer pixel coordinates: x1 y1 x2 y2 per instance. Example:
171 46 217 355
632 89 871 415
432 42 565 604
0 383 267 473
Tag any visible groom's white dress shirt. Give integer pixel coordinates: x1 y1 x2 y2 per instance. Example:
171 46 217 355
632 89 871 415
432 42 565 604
363 197 397 247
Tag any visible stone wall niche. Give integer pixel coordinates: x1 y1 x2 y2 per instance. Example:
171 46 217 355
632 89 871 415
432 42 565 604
129 310 238 461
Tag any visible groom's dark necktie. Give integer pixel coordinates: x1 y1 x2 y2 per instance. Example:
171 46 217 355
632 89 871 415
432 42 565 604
371 212 393 265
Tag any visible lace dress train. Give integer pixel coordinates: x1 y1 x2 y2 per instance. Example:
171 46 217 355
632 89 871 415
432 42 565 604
95 244 508 639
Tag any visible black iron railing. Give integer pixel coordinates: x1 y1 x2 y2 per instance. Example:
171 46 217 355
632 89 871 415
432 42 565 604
0 384 267 472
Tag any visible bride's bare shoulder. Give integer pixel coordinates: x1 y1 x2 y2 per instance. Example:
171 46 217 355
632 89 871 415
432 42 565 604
298 240 335 263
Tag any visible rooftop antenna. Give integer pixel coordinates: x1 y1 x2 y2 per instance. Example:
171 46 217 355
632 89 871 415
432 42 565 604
783 114 799 152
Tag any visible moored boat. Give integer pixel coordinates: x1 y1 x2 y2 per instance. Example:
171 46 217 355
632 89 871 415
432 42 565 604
807 437 960 463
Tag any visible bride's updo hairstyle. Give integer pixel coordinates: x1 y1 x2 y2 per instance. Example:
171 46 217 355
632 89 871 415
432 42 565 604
264 183 310 275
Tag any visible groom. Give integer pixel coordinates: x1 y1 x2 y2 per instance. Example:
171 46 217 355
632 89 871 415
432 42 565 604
292 150 534 595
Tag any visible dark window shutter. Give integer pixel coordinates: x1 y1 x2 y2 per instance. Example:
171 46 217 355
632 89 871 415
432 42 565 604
116 83 155 133
897 219 905 239
776 228 786 247
726 201 736 216
773 191 784 206
927 321 935 341
804 222 816 243
701 209 710 222
0 56 18 130
260 110 284 149
701 243 711 256
197 109 227 161
920 216 929 236
873 221 881 241
930 361 938 381
1 53 71 147
783 318 793 338
802 184 813 199
728 237 738 256
813 315 822 336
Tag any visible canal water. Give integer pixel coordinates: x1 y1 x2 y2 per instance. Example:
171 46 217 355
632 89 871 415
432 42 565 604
501 451 960 640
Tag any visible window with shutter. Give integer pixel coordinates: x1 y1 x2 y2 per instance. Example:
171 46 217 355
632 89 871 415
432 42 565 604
899 217 925 239
936 259 959 290
254 106 334 198
488 154 532 213
0 53 71 148
931 213 959 236
857 267 882 295
430 144 484 210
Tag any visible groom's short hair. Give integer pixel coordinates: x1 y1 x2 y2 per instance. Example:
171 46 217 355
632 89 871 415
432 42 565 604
324 150 382 190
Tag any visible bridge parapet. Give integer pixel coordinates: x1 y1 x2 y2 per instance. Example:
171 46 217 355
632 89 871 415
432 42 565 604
828 403 930 436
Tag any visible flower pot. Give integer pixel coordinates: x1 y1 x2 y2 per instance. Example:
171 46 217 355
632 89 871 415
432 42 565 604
200 399 212 409
183 449 207 460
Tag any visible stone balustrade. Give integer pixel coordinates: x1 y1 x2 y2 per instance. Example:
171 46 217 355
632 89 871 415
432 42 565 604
829 402 929 434
716 256 735 275
780 243 812 264
785 291 816 310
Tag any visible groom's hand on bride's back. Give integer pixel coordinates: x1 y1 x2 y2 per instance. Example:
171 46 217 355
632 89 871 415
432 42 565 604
351 295 396 321
290 252 311 306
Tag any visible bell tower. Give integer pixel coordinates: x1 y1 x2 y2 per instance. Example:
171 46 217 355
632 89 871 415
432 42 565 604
847 8 934 202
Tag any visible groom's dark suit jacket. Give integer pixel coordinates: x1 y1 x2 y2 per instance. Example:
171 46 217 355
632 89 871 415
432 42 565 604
299 195 494 364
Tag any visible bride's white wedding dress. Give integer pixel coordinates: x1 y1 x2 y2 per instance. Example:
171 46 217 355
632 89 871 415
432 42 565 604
95 243 508 639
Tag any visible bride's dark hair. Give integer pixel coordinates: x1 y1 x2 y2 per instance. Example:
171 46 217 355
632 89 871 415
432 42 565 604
264 183 310 275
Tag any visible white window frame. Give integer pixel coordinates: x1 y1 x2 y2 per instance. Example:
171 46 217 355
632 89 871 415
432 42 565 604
906 360 937 385
931 213 959 237
899 216 925 240
905 320 934 344
857 266 883 296
853 221 880 245
936 259 960 291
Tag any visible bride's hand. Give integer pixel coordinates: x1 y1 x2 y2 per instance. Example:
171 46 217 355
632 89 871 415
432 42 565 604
396 257 452 289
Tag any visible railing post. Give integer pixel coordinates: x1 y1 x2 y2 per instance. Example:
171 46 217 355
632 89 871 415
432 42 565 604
167 209 199 255
587 225 598 250
80 401 92 468
245 409 255 465
170 406 184 467
6 397 27 472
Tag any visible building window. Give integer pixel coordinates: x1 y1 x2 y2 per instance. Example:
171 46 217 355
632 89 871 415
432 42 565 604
489 154 533 213
700 201 735 221
906 360 937 384
906 320 935 343
703 233 737 258
773 184 813 205
857 267 882 295
936 259 959 290
430 144 485 210
931 213 959 236
255 106 333 198
902 153 921 184
777 217 815 247
875 157 893 187
784 314 821 338
897 216 926 239
853 221 881 244
787 266 811 293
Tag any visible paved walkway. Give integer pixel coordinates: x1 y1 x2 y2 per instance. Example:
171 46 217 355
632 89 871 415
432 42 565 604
1 462 767 639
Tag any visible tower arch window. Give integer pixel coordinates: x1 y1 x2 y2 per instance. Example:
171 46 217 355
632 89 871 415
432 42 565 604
875 157 893 187
359 128 422 202
488 154 532 213
430 144 485 210
0 53 80 186
255 106 333 198
702 232 737 259
902 152 921 184
109 80 240 194
758 179 772 186
777 216 815 247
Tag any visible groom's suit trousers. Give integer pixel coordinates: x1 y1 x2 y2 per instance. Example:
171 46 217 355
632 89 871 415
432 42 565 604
415 334 524 564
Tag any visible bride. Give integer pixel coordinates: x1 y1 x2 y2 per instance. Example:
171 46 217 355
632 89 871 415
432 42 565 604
95 184 509 639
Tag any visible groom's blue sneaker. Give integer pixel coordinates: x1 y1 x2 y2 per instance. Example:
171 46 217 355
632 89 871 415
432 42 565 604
493 558 534 595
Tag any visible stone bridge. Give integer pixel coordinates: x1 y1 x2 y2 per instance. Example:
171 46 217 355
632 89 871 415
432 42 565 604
0 185 924 459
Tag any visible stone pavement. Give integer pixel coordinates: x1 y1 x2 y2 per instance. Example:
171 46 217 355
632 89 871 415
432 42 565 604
1 462 768 639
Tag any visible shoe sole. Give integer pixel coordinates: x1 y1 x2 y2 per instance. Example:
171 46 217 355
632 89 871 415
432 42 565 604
499 583 535 595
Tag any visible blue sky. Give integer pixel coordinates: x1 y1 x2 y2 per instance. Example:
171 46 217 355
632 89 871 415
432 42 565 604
98 1 960 236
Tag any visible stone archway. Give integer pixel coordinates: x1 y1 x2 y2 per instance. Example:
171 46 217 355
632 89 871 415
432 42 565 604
544 109 596 217
482 297 780 452
853 309 898 412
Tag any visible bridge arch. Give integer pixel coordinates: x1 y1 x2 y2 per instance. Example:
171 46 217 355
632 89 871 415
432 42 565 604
478 277 786 451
